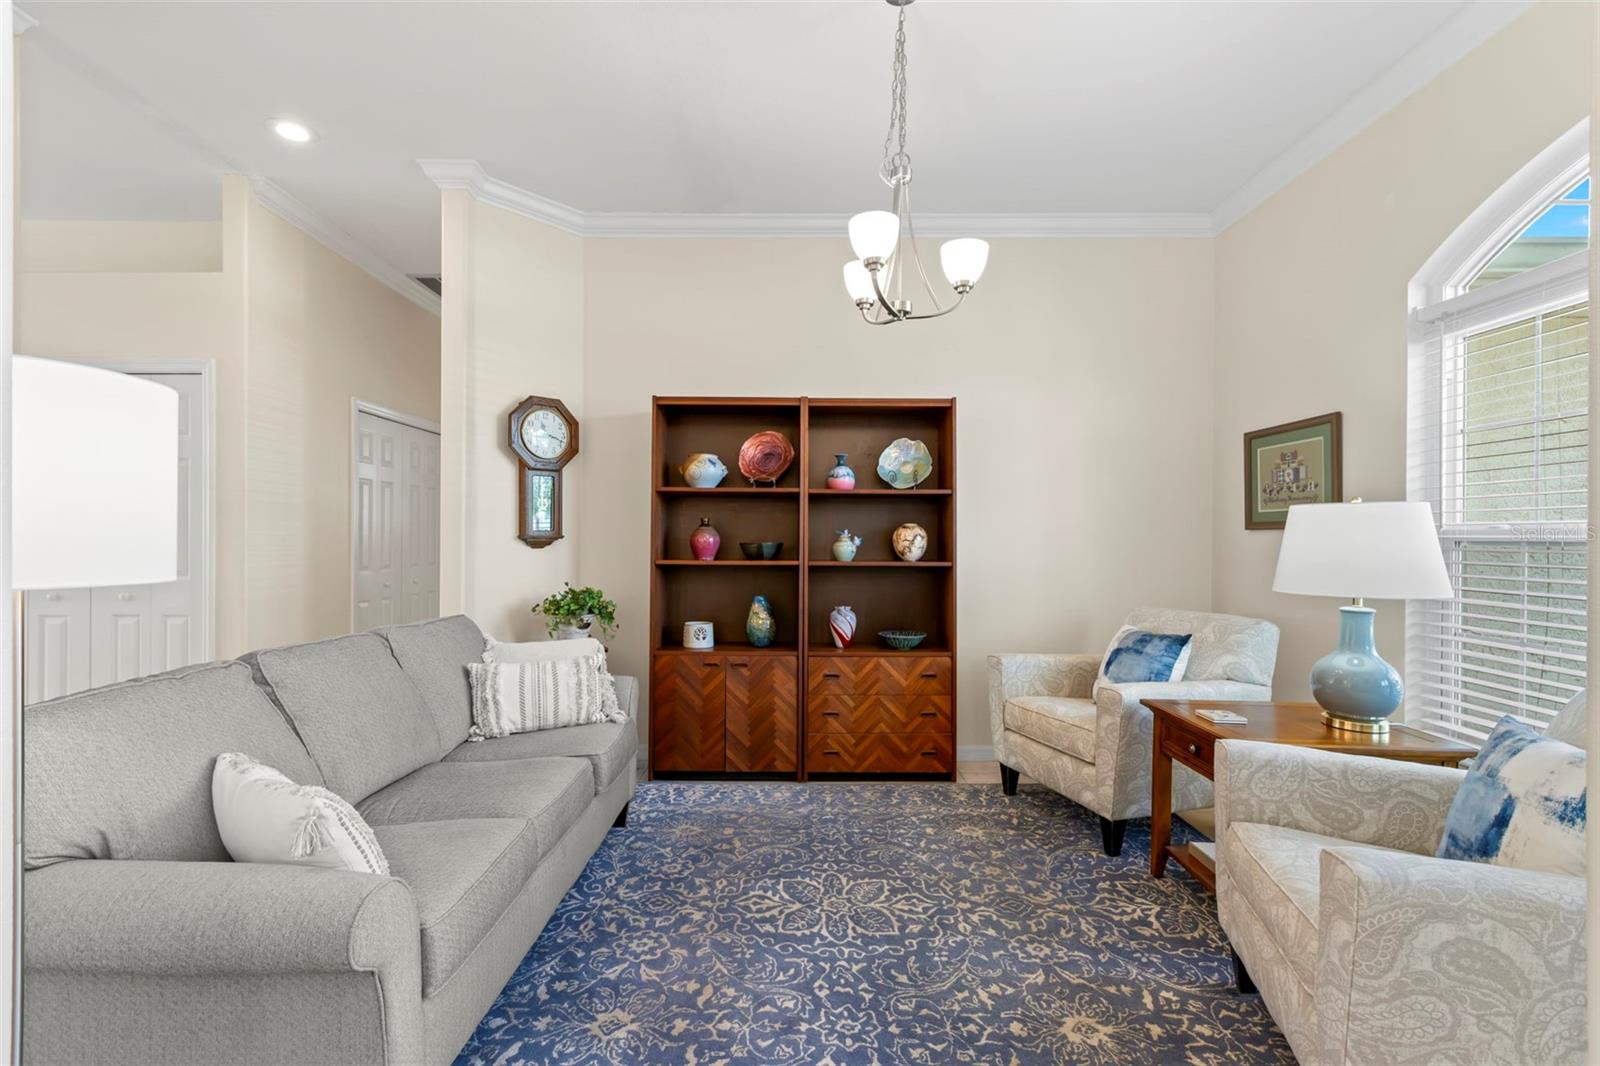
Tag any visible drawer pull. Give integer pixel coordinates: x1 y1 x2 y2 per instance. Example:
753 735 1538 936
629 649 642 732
730 662 749 669
920 750 937 757
822 672 841 679
919 710 937 717
822 711 840 717
704 662 722 669
920 671 939 679
1187 742 1200 756
823 750 840 757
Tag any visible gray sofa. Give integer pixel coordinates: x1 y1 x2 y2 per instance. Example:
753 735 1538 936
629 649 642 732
22 614 638 1066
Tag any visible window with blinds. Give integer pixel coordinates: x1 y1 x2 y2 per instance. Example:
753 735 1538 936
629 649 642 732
1407 173 1589 743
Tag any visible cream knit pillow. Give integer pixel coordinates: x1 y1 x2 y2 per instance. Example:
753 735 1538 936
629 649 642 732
212 752 389 875
466 651 625 739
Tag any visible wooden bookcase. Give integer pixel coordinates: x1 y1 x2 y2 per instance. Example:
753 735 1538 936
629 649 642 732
648 397 956 780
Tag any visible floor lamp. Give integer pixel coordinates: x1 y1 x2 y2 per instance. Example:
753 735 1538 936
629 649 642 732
10 356 177 1060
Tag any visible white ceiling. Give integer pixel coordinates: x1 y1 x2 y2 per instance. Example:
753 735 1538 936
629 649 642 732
20 1 1530 275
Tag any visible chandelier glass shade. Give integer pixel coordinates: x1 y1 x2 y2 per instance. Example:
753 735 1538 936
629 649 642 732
843 0 988 325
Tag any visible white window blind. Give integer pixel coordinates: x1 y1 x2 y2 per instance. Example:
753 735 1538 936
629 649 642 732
1407 252 1589 742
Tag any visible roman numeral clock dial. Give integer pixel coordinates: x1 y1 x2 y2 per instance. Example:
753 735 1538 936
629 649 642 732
509 396 579 548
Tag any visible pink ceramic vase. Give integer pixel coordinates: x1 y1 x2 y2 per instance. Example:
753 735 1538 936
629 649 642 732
689 517 721 561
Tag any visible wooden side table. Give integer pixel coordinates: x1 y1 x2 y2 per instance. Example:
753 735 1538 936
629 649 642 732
1145 699 1477 891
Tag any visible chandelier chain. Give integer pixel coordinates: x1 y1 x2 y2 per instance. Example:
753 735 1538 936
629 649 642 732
879 5 910 184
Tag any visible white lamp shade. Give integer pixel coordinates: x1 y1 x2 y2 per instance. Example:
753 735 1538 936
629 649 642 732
848 210 900 262
842 260 875 303
1272 502 1454 601
940 238 990 287
12 356 179 589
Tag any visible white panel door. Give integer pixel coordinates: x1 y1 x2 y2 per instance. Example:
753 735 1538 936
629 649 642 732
24 370 208 703
353 409 440 630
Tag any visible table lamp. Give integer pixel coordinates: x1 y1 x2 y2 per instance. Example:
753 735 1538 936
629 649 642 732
1271 500 1453 734
10 356 178 1055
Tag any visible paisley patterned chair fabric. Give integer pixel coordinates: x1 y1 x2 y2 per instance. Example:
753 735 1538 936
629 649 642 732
1215 709 1587 1066
987 608 1278 853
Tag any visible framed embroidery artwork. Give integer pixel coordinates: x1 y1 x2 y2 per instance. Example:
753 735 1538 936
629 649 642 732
1244 411 1342 529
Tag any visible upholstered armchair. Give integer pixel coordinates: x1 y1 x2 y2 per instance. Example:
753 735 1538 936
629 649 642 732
988 607 1279 855
1214 690 1588 1065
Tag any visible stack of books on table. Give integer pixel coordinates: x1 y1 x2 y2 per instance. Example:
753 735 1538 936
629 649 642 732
1195 708 1248 725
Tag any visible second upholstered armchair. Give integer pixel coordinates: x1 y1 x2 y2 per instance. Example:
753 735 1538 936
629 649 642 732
988 607 1279 855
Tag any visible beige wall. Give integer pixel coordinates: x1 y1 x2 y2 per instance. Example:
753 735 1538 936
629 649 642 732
580 237 1216 749
16 175 441 655
244 190 441 649
1211 0 1594 707
439 197 585 642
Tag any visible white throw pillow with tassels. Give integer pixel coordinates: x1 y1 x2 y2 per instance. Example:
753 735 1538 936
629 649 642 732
212 752 389 875
467 651 625 740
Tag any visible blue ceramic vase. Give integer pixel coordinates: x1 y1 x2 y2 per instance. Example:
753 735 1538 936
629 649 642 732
1310 606 1402 731
746 595 776 648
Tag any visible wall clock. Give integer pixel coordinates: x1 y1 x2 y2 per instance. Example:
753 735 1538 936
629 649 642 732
509 395 579 548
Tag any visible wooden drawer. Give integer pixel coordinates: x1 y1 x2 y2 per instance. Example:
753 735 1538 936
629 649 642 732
806 732 954 774
808 656 951 696
1159 717 1215 775
808 694 951 734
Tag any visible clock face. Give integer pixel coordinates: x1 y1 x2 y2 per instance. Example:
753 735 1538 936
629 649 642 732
520 408 569 461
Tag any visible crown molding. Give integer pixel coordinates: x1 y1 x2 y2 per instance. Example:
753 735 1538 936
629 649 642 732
13 4 37 34
1210 0 1535 233
417 158 585 236
417 159 1210 239
249 177 441 315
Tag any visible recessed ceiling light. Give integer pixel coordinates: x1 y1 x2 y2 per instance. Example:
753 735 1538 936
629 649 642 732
269 119 316 144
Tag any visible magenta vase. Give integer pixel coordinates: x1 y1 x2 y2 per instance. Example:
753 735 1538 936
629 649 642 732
689 517 721 561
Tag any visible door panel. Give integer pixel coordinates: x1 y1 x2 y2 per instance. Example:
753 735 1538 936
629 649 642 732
725 655 798 772
24 369 206 703
353 411 440 630
651 654 726 771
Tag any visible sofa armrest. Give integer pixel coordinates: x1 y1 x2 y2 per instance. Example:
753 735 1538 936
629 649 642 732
987 653 1099 743
1094 680 1270 816
1316 847 1586 1066
25 860 425 1066
614 674 639 720
25 859 420 977
1215 740 1463 855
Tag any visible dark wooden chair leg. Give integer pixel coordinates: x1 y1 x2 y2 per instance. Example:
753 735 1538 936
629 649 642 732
612 802 629 828
1232 948 1257 994
999 764 1019 796
1098 817 1127 856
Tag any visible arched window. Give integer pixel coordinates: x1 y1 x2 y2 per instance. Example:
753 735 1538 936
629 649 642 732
1406 121 1589 742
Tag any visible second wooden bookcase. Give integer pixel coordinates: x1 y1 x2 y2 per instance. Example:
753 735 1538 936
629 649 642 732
648 397 956 780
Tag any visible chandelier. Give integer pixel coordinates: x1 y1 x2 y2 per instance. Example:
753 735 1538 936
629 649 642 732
843 0 989 324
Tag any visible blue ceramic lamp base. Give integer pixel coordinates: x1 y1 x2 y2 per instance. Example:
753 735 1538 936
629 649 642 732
1309 605 1402 735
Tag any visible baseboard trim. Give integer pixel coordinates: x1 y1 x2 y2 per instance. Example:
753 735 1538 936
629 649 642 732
957 745 995 763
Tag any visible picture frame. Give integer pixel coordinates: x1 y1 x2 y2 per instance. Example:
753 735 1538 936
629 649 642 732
1243 411 1342 529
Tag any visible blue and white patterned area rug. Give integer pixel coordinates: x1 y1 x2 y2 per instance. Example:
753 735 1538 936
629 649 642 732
456 782 1293 1065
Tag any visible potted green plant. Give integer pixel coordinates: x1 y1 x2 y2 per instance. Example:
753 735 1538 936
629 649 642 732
536 583 619 641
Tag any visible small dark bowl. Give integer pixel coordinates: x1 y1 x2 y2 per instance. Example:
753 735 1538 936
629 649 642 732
739 542 764 560
759 541 783 559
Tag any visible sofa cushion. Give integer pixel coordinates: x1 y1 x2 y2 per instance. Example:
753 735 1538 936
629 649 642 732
25 661 320 869
1124 607 1278 687
444 722 638 793
1004 697 1096 763
377 615 487 752
1227 822 1402 991
356 757 592 860
374 818 540 996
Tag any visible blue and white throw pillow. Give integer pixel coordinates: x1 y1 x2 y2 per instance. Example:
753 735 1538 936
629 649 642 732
1092 626 1193 696
1436 716 1585 877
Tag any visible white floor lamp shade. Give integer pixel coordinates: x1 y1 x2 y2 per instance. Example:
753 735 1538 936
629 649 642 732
12 356 179 590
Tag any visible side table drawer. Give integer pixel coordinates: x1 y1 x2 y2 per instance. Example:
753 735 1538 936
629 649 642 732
1160 718 1214 775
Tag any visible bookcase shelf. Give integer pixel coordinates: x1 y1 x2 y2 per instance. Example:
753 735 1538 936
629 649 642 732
650 396 957 781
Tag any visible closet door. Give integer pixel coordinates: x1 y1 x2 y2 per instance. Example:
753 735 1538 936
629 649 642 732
353 409 440 630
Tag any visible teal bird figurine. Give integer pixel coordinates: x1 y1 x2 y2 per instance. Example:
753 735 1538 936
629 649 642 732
746 594 776 648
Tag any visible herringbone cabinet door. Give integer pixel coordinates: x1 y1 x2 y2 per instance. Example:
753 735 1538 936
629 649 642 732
725 656 798 772
651 654 726 771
